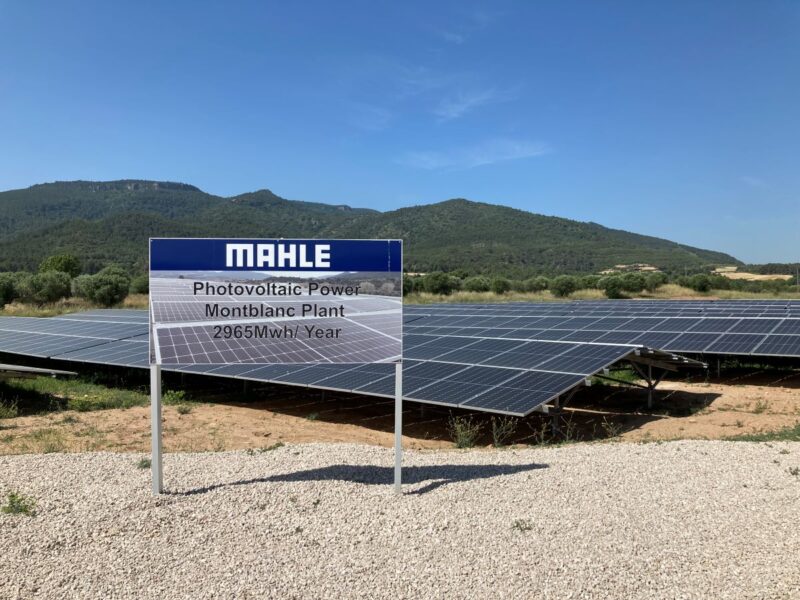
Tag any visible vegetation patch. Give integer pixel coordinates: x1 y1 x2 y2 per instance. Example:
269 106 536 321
1 491 37 516
447 415 484 448
491 416 518 448
725 422 800 442
511 519 534 532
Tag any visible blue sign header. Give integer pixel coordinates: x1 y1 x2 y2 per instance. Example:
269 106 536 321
150 238 402 272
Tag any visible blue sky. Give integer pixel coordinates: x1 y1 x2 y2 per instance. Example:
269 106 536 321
1 1 798 263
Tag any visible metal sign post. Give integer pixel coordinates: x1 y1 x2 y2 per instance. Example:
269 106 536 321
149 238 402 495
394 361 402 494
150 363 163 494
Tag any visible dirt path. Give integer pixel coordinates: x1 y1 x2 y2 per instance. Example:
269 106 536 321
1 373 798 453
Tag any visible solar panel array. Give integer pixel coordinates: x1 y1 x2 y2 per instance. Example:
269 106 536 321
404 301 800 358
1 300 799 416
0 308 636 416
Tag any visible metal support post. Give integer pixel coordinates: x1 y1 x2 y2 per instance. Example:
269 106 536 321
647 364 653 409
394 361 403 495
151 364 163 495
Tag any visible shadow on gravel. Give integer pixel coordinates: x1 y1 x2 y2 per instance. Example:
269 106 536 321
176 462 549 496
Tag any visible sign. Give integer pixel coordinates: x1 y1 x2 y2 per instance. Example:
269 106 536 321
149 238 402 365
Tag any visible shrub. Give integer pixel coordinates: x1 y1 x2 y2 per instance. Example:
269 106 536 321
71 274 95 300
620 273 646 293
490 277 511 294
72 266 130 306
463 276 491 292
579 275 601 289
600 276 625 299
38 254 81 278
687 274 712 293
550 275 578 297
447 415 484 448
402 275 415 296
93 266 131 306
422 272 456 295
162 390 186 405
644 272 667 292
14 271 72 304
491 416 518 447
524 276 549 292
0 272 16 307
129 274 149 294
136 458 151 469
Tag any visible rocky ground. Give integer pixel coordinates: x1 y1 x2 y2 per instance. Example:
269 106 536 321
1 441 799 599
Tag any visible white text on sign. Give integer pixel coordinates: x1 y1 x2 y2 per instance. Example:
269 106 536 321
225 243 331 268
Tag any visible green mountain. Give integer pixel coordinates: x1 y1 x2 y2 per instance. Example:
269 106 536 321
0 180 740 276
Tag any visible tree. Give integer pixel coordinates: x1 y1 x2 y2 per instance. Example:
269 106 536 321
39 254 81 278
463 276 491 292
402 275 416 296
600 276 625 299
490 277 511 294
550 275 578 298
129 274 149 294
579 275 600 289
524 276 549 292
644 272 667 292
72 265 131 306
620 273 646 294
72 274 96 300
14 271 71 304
0 273 16 307
687 274 711 293
422 272 456 295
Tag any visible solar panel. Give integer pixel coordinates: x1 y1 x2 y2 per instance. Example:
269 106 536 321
460 372 588 415
687 319 739 333
534 344 634 375
0 330 113 358
662 332 721 353
704 334 767 355
727 319 783 334
52 339 149 368
772 320 800 335
753 335 800 357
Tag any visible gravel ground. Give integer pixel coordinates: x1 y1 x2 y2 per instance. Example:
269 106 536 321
1 441 799 599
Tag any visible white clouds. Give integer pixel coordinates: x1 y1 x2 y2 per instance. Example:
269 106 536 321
433 87 516 121
400 138 551 170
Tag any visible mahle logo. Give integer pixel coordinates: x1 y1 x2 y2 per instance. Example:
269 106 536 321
225 242 331 268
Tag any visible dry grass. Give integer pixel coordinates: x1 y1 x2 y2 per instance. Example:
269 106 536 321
406 284 800 304
713 267 793 281
0 297 94 317
407 291 562 304
122 294 149 309
1 293 149 317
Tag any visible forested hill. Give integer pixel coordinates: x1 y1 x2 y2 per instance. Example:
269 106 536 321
0 180 740 276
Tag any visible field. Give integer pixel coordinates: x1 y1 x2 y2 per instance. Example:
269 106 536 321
714 266 795 281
